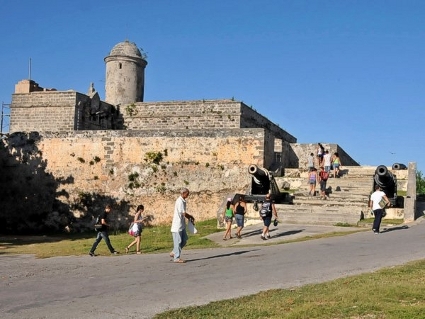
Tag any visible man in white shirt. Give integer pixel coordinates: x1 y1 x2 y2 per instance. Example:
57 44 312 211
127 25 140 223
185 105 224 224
369 185 390 234
170 188 195 263
323 150 332 173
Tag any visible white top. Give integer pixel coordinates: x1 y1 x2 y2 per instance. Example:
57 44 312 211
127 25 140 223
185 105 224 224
371 190 386 210
171 195 186 232
323 153 332 166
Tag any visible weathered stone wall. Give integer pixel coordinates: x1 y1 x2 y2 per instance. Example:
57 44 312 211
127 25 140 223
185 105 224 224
2 129 268 230
10 91 120 132
10 91 77 132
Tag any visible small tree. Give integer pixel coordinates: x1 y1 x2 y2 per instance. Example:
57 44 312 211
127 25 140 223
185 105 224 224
416 170 425 194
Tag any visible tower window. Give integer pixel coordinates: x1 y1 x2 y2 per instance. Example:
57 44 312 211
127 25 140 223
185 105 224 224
119 63 122 69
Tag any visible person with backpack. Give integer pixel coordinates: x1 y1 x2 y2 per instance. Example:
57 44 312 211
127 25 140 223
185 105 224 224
234 195 247 239
318 166 329 200
259 193 278 240
89 204 119 256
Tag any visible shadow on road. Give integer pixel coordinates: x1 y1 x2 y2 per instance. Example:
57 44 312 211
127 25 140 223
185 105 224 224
187 249 259 262
272 229 304 238
380 225 409 233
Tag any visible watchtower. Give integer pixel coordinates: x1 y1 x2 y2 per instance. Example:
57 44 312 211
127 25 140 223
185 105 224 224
104 40 148 106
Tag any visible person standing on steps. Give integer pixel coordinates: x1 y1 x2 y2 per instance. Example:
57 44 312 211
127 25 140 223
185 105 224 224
369 185 390 234
318 166 329 200
234 195 247 238
307 152 315 171
332 152 342 178
89 204 119 256
125 204 148 254
222 198 234 240
317 143 325 167
259 193 278 240
323 150 332 173
308 167 318 197
170 188 195 263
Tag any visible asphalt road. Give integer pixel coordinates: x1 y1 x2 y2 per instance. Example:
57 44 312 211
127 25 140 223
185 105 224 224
1 219 425 319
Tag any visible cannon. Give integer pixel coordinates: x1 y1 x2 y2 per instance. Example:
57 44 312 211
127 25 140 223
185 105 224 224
373 165 398 207
235 164 293 204
392 163 407 170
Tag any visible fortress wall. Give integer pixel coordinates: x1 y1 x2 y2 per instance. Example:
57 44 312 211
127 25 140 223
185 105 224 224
5 129 267 225
10 91 120 133
10 91 78 132
122 99 241 130
240 103 297 143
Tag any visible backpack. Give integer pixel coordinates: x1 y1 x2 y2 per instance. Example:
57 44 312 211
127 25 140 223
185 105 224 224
321 171 329 181
94 215 103 231
260 201 272 217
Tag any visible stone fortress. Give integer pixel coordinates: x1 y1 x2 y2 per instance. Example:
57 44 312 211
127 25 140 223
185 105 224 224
4 40 417 232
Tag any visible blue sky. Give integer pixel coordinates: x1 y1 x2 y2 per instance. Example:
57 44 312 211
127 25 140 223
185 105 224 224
1 0 424 171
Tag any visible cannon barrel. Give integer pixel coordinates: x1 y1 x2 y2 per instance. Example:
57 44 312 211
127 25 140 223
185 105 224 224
248 164 272 195
235 164 293 204
392 163 407 170
373 165 397 206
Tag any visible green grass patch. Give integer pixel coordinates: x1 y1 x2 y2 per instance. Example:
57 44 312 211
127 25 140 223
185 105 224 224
154 259 425 319
0 219 222 258
358 218 405 226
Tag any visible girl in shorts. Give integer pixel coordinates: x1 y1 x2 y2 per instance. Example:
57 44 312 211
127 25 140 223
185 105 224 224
222 198 234 240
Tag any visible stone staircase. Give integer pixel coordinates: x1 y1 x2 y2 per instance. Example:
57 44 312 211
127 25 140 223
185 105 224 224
274 166 383 226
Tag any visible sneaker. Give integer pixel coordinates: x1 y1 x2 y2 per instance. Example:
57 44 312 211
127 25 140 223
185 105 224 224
112 251 119 255
261 235 267 240
267 234 271 239
89 252 95 257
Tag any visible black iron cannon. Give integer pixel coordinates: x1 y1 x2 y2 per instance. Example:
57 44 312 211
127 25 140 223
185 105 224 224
234 164 293 204
392 163 407 170
373 165 398 207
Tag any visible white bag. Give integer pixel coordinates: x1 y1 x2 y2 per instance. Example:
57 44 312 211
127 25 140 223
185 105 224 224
132 223 139 232
187 220 197 234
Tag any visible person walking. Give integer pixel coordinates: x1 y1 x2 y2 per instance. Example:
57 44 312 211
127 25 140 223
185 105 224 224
259 193 278 240
89 204 119 256
222 198 234 240
125 204 148 254
318 166 329 200
308 167 318 197
170 188 195 263
369 185 390 234
234 195 247 239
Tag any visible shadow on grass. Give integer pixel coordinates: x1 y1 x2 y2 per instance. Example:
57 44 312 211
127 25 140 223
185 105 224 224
0 232 95 247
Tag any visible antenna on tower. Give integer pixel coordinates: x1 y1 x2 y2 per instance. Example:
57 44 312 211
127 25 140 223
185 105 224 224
29 58 32 80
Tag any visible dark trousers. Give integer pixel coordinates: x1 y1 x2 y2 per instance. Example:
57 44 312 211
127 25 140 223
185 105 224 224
372 209 384 232
90 230 115 253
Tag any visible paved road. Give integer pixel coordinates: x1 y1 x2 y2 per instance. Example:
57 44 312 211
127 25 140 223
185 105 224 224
1 220 425 319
